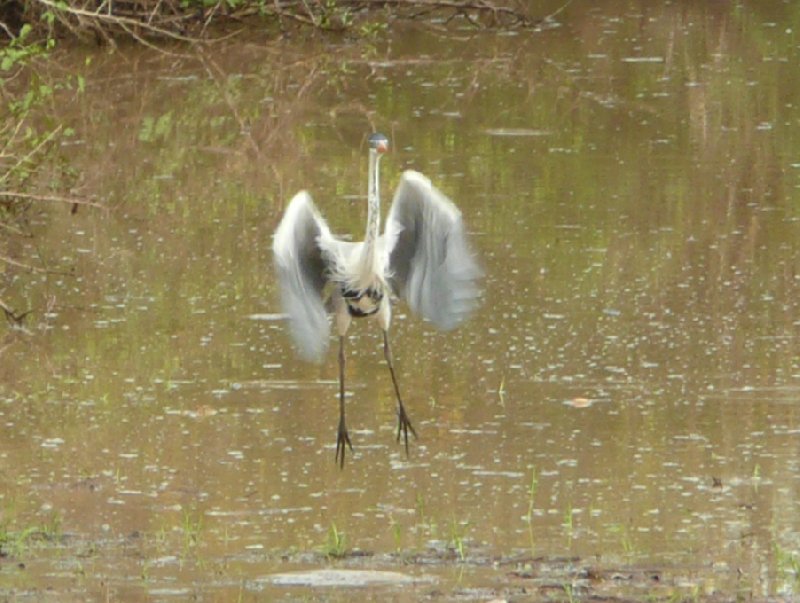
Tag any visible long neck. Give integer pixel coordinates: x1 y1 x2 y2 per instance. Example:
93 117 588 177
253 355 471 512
360 149 381 281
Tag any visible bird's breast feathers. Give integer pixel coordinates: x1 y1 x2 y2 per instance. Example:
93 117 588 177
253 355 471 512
342 285 385 318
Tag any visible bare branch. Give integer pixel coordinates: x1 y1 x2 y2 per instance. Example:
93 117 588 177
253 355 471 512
17 0 535 43
0 253 49 273
0 297 31 325
0 253 74 276
0 124 62 186
0 191 104 210
32 0 203 42
0 19 14 40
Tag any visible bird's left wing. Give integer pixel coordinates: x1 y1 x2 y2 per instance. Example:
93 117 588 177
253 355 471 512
385 170 482 330
272 191 334 362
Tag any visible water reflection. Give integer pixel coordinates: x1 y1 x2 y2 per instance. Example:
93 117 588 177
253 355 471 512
1 0 799 599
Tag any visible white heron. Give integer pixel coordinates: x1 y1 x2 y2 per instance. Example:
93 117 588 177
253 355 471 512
272 133 481 467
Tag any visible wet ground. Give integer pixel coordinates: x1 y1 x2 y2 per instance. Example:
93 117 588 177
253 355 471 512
1 1 800 600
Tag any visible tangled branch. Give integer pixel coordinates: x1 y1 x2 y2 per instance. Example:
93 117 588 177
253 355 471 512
2 0 538 42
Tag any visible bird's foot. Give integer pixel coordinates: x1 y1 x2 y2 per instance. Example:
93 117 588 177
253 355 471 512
396 404 418 457
335 416 353 469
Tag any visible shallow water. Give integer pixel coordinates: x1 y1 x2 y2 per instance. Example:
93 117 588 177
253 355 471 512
2 2 800 600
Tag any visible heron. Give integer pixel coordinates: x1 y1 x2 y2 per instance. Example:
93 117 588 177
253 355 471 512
272 133 481 467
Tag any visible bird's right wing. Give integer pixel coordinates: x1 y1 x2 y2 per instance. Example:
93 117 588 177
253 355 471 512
385 170 482 330
272 191 334 362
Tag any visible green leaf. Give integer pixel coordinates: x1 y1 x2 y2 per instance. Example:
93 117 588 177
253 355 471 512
154 112 173 139
138 116 155 142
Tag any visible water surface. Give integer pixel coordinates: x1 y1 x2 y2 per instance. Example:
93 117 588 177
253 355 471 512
1 2 800 600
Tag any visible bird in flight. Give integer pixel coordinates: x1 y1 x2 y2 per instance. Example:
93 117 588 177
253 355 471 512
273 133 481 467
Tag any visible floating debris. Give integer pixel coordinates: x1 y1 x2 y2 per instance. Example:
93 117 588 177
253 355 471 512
265 569 418 587
484 128 551 137
621 56 664 63
564 398 594 408
41 437 65 448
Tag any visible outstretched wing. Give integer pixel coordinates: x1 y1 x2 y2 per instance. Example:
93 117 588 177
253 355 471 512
272 191 333 362
385 170 482 330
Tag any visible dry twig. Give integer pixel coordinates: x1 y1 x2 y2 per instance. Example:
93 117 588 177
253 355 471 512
0 297 30 325
16 0 535 41
0 190 104 209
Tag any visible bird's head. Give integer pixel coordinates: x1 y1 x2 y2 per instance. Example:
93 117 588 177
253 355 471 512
368 132 389 155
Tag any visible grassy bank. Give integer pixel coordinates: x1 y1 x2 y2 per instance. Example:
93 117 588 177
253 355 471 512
1 0 534 43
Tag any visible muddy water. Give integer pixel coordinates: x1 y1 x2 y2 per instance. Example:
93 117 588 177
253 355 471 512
2 2 800 601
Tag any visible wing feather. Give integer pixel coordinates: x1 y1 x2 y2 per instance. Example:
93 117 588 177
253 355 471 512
385 171 482 330
272 191 334 362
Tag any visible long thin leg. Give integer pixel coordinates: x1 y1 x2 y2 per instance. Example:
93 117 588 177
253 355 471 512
336 335 353 468
382 329 417 456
